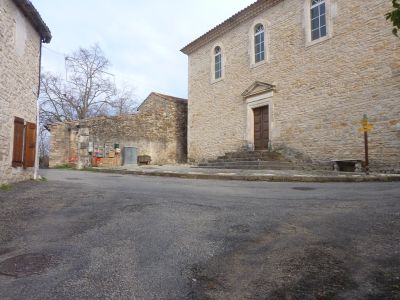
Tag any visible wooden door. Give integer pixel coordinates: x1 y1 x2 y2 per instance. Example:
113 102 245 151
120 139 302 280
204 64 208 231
253 106 269 150
24 122 37 168
12 117 25 167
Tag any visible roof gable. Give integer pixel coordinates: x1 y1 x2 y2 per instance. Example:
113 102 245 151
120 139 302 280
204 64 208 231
181 0 283 55
137 92 188 112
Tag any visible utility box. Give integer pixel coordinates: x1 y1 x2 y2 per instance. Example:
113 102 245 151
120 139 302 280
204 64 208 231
123 147 138 166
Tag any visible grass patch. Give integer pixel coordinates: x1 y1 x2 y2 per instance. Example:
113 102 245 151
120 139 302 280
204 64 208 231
0 184 11 192
52 164 73 170
38 176 48 182
81 167 99 172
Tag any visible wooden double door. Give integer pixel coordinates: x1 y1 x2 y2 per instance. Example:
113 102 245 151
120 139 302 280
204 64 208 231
253 106 269 150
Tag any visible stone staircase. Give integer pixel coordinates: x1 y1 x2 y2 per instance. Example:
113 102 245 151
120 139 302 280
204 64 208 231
197 150 300 170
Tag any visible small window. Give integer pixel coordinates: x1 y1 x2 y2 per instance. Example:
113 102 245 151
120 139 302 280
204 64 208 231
311 0 327 41
254 24 265 63
214 46 222 80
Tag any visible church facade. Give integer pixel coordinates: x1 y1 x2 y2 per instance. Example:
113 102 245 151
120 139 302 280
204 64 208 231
182 0 400 172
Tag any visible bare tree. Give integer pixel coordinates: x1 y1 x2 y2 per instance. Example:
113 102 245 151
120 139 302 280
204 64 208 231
111 85 139 115
40 44 137 124
39 45 138 165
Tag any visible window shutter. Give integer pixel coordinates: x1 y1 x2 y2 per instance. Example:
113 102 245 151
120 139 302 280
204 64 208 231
24 122 37 168
12 117 25 167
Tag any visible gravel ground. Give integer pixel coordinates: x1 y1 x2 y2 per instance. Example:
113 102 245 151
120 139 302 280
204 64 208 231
0 170 399 299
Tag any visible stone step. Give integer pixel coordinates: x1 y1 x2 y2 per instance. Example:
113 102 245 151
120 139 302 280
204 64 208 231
212 156 285 163
198 161 297 170
197 164 299 171
220 151 283 160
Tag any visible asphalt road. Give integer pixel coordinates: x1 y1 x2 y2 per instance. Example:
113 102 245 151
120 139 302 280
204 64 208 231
0 170 399 299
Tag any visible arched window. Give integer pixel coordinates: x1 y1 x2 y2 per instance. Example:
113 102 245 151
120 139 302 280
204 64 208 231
254 24 265 63
311 0 327 41
214 46 222 80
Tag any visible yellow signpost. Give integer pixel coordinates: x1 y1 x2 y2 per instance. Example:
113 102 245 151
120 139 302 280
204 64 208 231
359 114 373 175
359 117 374 133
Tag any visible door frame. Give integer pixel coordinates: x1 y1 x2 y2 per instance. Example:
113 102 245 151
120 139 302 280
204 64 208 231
245 92 273 150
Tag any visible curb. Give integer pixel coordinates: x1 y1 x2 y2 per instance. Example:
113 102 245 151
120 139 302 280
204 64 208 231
82 168 400 183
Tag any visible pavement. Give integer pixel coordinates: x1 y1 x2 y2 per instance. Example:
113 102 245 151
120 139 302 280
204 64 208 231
0 170 399 299
89 164 400 183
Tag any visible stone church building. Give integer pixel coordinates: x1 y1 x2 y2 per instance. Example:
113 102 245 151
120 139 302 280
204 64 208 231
182 0 400 172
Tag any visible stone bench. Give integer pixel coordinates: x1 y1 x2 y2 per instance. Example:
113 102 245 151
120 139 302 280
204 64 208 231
332 159 363 172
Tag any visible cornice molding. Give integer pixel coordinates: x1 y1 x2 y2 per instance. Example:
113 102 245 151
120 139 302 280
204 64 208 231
181 0 283 55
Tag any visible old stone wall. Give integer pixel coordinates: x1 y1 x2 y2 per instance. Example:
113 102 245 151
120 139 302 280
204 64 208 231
187 0 400 172
49 93 188 168
0 0 41 183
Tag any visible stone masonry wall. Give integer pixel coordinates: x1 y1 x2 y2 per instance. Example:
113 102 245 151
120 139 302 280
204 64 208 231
49 93 188 167
0 0 41 183
187 0 400 172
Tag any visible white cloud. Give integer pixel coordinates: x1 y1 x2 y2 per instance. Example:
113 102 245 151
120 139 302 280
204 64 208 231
32 0 255 100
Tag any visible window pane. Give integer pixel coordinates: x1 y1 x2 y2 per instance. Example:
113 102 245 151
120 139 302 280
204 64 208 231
320 15 326 27
320 25 327 37
311 7 319 19
256 45 262 57
311 17 319 30
312 29 320 41
320 3 325 15
215 51 222 79
215 65 221 79
255 26 265 63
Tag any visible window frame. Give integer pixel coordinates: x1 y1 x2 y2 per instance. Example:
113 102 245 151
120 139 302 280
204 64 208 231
254 24 265 64
214 46 222 80
249 20 268 68
210 43 225 83
310 0 327 41
304 0 333 47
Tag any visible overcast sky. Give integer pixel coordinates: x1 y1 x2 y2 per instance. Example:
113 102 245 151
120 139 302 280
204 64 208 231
30 0 255 102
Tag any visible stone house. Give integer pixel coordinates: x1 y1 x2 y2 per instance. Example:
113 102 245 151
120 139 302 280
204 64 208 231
49 93 187 168
181 0 400 172
0 0 51 184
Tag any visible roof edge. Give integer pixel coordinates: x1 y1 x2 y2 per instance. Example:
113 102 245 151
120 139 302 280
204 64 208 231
12 0 52 43
137 92 188 111
181 0 283 55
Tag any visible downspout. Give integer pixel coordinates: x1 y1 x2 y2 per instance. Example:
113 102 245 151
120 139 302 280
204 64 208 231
33 40 43 180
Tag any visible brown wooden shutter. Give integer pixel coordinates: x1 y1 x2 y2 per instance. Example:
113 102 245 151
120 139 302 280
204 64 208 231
24 122 37 168
12 117 25 167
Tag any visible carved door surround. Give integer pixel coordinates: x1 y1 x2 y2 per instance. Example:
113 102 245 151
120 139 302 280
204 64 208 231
242 81 275 151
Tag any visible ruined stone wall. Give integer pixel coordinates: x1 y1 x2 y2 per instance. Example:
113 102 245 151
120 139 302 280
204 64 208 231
0 0 41 183
187 0 400 172
49 93 188 167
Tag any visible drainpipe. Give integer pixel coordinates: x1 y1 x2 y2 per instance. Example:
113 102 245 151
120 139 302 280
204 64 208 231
33 40 43 180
